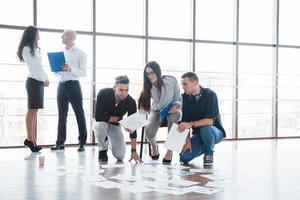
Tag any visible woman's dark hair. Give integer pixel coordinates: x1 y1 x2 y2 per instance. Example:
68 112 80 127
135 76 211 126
17 26 39 62
138 61 164 112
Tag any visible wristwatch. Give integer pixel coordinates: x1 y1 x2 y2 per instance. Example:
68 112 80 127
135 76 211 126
131 149 136 153
190 121 196 128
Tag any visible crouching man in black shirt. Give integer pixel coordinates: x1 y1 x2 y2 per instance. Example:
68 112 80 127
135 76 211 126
93 75 142 163
178 72 226 167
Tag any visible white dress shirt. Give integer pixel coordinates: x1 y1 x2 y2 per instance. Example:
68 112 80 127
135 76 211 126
58 45 87 82
22 46 48 82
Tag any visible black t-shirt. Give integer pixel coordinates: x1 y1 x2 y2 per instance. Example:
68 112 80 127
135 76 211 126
182 87 226 138
94 88 137 139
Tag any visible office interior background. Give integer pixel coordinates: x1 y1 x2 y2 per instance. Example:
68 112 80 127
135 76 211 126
1 0 300 148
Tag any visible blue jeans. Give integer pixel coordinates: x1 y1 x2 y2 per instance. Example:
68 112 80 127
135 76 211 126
180 125 224 163
56 80 87 145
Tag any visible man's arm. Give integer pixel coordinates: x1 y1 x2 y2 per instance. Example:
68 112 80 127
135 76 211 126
68 51 87 77
94 90 110 122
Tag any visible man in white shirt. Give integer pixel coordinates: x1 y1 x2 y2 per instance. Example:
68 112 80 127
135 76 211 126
51 30 87 152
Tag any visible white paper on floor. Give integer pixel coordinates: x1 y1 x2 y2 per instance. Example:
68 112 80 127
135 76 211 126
132 180 169 188
93 180 127 189
189 168 214 173
109 174 139 182
168 179 200 186
205 179 231 188
164 165 191 170
100 163 127 169
183 185 221 195
201 174 229 182
154 186 190 195
80 175 106 183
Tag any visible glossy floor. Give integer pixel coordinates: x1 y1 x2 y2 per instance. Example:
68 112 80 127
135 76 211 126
0 139 299 200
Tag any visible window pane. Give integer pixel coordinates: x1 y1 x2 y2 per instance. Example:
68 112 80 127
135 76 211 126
96 36 144 69
238 114 272 138
278 48 300 136
238 46 273 99
196 0 235 41
0 29 23 65
0 0 32 26
238 46 273 137
149 0 192 38
239 0 274 43
279 0 300 45
96 0 144 35
37 0 92 31
148 40 191 71
195 43 234 138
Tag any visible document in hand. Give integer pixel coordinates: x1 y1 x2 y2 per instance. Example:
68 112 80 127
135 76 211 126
159 100 174 121
119 113 151 131
47 52 65 72
164 124 190 153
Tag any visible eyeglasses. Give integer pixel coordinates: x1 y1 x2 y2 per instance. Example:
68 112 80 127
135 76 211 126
146 71 156 76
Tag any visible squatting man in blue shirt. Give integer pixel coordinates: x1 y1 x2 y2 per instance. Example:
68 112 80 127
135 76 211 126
178 72 226 167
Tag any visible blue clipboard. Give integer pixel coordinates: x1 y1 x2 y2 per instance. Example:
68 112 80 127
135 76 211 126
47 52 65 72
159 100 174 122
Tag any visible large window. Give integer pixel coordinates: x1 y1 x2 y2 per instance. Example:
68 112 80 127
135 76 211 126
195 43 234 138
37 0 92 31
239 0 275 44
238 46 273 138
279 0 300 45
1 0 300 147
148 0 192 38
278 48 300 137
196 0 235 41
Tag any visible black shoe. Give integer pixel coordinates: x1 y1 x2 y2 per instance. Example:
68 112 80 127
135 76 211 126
162 153 172 164
50 144 65 151
78 144 85 152
98 150 108 162
150 145 160 160
24 139 41 153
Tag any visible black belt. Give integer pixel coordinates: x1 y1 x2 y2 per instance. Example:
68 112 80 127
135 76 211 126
60 80 78 84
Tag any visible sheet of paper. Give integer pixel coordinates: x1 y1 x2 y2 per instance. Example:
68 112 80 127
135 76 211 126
100 163 127 169
164 164 191 170
122 185 154 193
205 181 226 188
154 187 189 195
141 172 171 179
119 113 150 131
133 180 169 188
184 185 221 195
190 168 214 173
168 179 199 186
109 174 139 182
201 174 229 182
164 124 190 153
92 180 126 189
47 52 65 72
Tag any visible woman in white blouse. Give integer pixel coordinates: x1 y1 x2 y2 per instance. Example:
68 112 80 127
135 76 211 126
17 26 49 152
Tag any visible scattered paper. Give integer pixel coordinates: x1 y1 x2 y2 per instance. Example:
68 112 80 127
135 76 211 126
109 174 139 182
168 179 199 186
190 168 214 173
100 163 127 169
164 164 191 170
93 180 126 189
184 185 221 195
164 124 190 153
